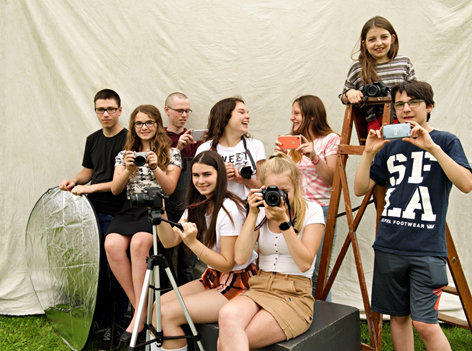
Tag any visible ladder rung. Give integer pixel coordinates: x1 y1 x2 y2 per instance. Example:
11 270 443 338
443 286 458 295
438 312 471 329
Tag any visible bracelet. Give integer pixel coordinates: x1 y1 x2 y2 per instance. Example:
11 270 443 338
197 246 205 260
149 165 157 170
312 156 321 165
344 89 351 99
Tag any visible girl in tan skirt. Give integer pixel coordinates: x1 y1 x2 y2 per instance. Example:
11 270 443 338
218 152 325 350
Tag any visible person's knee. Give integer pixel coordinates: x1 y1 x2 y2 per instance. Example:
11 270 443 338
412 320 438 339
130 233 152 254
391 315 411 325
160 303 180 329
218 302 239 329
104 235 124 259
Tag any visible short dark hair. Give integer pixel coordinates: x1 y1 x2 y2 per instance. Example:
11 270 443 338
391 81 435 121
165 92 188 107
94 89 121 107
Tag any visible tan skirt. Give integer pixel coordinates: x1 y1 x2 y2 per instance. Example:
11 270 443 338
243 270 314 340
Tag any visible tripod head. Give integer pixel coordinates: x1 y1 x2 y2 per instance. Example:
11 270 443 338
147 208 183 230
130 187 183 230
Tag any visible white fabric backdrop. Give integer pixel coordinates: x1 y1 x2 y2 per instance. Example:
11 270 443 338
1 0 471 318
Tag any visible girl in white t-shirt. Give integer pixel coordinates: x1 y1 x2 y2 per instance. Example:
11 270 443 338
196 97 265 200
218 152 325 350
150 150 257 351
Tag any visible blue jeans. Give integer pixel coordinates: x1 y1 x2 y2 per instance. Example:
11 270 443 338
95 213 129 327
311 205 337 301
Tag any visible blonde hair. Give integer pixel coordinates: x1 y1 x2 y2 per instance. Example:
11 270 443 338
260 152 307 233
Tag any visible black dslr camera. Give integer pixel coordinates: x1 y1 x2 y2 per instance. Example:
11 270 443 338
130 187 163 210
360 81 389 98
259 185 288 207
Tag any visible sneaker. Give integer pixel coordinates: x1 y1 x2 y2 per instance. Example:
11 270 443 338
91 320 108 334
98 327 122 350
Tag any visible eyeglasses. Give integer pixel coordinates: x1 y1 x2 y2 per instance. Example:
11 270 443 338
134 120 156 129
167 106 192 115
393 99 424 110
95 107 119 114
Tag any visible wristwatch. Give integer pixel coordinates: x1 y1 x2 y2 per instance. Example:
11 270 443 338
278 221 292 231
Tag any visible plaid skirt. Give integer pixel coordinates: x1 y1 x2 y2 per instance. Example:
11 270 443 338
199 263 257 300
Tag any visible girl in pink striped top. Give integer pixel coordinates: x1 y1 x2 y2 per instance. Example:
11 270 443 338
275 95 340 299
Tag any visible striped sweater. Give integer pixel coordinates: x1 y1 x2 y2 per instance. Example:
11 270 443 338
341 55 416 122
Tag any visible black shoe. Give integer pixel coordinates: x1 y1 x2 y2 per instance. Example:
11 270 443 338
120 329 146 344
119 330 132 343
98 327 122 350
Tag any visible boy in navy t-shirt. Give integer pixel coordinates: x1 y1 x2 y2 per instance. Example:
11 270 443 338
354 80 472 351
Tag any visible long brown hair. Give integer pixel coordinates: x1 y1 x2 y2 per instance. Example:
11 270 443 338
205 97 249 150
186 150 245 249
290 95 338 163
124 105 171 171
353 16 399 84
260 152 307 233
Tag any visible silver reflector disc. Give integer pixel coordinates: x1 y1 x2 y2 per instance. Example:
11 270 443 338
26 187 100 350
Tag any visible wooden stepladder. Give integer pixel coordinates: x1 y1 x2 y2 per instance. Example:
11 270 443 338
315 97 472 350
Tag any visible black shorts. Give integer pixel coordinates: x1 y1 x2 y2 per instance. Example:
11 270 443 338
371 250 448 323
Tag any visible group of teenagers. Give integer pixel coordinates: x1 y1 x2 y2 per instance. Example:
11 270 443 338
59 15 472 351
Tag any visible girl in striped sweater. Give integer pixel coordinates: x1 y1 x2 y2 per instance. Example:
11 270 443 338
340 16 416 131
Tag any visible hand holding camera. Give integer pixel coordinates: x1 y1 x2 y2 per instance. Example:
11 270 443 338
123 151 139 173
382 123 410 140
296 135 318 161
258 186 288 208
344 81 389 105
146 151 159 171
360 81 389 98
345 89 364 104
190 129 208 142
260 186 290 225
277 135 301 150
234 163 254 180
177 129 198 151
133 151 148 166
226 162 254 182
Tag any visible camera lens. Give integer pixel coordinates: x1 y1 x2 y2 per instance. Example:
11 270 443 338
130 193 147 208
265 191 281 207
366 85 380 97
239 166 253 180
134 155 146 167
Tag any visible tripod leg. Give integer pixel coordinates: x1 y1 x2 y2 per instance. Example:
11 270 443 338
163 266 205 351
129 264 154 349
147 253 163 350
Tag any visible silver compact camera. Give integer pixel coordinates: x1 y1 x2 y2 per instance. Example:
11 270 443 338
134 152 148 166
383 123 411 140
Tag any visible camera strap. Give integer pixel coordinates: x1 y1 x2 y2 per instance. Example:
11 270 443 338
241 137 257 173
188 194 214 209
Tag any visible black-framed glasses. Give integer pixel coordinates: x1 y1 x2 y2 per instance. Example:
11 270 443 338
95 107 119 114
167 106 192 115
393 99 425 110
134 120 155 129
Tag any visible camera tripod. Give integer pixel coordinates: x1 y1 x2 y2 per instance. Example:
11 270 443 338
127 208 204 351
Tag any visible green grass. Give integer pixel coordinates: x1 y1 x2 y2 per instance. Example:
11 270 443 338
1 315 471 350
360 320 472 351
